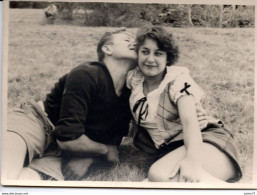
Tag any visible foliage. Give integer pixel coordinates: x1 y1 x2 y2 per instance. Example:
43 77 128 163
59 3 256 28
189 5 255 28
55 2 149 27
226 6 255 27
10 1 48 9
10 1 255 28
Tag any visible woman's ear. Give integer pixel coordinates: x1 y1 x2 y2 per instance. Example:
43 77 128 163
102 45 112 55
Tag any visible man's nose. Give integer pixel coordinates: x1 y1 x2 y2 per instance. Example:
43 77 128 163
130 41 136 48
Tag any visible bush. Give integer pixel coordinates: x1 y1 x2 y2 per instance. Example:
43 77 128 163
52 3 255 28
10 1 48 9
227 6 255 27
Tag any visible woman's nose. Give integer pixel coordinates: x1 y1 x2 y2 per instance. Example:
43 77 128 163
146 53 154 63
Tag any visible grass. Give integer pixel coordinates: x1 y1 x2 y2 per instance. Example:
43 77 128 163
6 9 254 183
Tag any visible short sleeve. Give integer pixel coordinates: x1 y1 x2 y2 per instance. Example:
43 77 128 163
126 67 144 90
126 69 134 89
169 69 205 104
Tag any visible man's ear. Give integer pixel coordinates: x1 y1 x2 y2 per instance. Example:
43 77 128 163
102 45 112 55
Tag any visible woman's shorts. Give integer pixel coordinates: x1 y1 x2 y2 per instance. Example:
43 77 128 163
157 123 242 182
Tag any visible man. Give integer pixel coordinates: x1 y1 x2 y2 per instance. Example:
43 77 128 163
44 2 57 18
4 28 137 181
44 2 57 24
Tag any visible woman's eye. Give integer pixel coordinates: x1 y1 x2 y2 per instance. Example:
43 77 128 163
155 52 162 56
141 50 149 55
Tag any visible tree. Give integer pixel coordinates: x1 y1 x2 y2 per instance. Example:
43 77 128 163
187 5 194 26
218 5 223 28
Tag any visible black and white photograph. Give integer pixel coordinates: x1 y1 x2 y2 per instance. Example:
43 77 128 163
1 0 256 189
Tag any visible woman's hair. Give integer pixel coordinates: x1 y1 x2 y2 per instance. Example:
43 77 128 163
136 25 179 66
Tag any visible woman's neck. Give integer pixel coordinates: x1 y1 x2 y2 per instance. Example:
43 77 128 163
143 70 166 96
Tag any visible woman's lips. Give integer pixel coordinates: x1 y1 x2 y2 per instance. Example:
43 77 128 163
144 64 157 67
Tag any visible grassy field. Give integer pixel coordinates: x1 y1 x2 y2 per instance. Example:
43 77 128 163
6 9 254 183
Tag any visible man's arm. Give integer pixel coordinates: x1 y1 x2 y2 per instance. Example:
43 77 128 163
58 135 120 180
57 134 108 156
57 134 120 162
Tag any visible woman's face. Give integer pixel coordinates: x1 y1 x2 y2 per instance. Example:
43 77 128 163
138 38 167 78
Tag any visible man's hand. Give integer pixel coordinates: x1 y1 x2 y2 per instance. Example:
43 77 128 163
56 135 108 156
105 145 120 164
62 157 94 180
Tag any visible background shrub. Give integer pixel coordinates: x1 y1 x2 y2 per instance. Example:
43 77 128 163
10 2 255 28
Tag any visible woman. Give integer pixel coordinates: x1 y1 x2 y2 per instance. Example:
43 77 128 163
126 25 242 183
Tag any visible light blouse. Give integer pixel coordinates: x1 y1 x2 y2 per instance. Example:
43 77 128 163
127 66 209 148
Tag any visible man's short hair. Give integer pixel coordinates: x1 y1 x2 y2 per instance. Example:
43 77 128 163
97 28 133 62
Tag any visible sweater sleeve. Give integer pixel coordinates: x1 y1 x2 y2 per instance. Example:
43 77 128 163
53 67 97 141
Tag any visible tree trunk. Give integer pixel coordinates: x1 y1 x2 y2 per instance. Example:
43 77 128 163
230 4 236 24
203 5 207 20
232 5 236 11
218 5 223 28
187 5 194 26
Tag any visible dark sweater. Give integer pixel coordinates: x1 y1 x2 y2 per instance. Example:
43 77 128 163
43 61 131 146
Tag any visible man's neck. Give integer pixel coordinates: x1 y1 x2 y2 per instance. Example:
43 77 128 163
103 58 134 96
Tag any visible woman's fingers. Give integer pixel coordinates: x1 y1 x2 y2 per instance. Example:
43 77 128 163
168 163 180 179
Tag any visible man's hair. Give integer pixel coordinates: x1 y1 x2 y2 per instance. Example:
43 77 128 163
97 28 131 62
135 25 179 66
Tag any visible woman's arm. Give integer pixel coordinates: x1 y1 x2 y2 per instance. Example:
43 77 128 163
177 95 203 182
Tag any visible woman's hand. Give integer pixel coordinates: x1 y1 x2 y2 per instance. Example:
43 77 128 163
178 155 202 182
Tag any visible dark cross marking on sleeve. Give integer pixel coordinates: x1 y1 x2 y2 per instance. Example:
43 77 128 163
180 82 191 95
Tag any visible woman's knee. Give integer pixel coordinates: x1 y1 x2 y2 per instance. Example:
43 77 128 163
201 143 236 181
148 147 186 182
148 164 180 182
148 163 170 182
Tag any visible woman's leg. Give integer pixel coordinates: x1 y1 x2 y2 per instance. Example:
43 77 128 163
4 132 27 179
148 142 235 183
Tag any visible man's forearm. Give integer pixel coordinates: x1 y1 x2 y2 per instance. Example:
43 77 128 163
57 134 109 156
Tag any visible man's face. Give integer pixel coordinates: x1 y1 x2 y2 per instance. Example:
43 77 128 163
109 33 137 61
